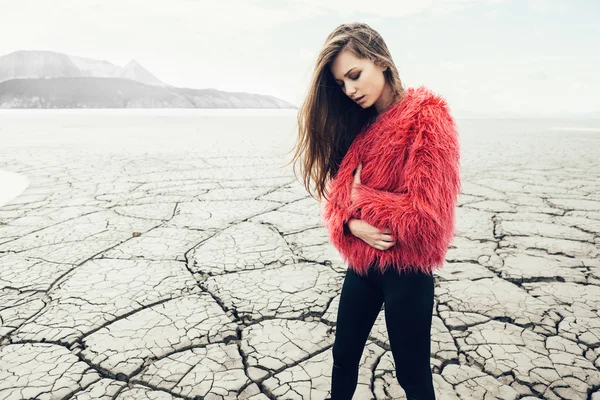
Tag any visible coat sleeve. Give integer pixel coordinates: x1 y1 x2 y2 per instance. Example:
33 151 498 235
321 178 363 258
348 102 461 254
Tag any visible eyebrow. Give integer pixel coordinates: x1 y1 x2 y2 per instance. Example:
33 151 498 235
333 67 357 82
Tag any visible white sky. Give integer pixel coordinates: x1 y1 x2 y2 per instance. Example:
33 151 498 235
0 0 598 115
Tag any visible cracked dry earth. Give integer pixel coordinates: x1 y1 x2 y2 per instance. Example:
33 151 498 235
1 130 600 400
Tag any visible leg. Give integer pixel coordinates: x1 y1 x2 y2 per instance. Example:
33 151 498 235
331 266 384 400
380 268 436 400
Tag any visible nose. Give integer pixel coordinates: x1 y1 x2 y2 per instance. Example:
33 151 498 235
345 85 357 97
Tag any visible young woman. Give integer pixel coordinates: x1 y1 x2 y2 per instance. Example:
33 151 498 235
289 22 461 399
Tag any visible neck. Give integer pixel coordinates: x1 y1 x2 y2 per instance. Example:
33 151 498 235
374 83 398 115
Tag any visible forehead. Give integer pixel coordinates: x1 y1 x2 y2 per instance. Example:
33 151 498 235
329 51 368 79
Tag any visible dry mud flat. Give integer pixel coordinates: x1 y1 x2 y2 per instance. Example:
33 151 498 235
0 144 599 399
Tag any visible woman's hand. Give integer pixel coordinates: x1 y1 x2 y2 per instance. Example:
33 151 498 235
348 218 396 251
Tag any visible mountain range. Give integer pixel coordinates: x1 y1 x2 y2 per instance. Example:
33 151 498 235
0 50 295 109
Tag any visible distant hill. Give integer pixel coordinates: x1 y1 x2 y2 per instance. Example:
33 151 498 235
0 50 296 109
0 50 166 87
0 77 295 108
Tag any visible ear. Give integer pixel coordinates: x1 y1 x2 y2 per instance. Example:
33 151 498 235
375 63 387 73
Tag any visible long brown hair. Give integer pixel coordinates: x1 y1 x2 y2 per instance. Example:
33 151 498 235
285 22 406 202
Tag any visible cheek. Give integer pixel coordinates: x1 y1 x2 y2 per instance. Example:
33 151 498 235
365 73 380 92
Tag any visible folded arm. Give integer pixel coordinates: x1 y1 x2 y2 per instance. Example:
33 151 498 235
347 103 461 253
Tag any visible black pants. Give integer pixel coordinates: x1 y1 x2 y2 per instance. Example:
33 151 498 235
330 263 436 400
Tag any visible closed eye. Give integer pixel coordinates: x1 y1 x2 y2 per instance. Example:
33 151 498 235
337 73 361 87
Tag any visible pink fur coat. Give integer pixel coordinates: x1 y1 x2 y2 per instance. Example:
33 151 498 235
321 86 461 276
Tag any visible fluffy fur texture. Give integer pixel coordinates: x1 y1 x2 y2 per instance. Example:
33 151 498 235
321 85 461 276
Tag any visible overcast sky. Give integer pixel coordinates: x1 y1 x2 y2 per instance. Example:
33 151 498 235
0 0 598 115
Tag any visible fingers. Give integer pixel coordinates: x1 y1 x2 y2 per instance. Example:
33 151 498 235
379 232 394 242
372 239 395 250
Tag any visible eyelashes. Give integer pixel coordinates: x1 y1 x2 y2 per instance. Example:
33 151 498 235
337 73 361 87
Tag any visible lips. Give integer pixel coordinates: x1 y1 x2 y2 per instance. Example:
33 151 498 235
354 95 365 103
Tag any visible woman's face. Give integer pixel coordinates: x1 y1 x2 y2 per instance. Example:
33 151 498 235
330 49 387 110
